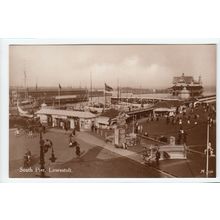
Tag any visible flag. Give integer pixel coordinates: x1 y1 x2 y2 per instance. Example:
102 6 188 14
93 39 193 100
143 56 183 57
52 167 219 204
105 83 113 92
59 84 62 90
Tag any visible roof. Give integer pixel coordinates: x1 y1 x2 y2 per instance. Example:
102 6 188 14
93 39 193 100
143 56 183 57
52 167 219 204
153 100 182 108
55 95 77 99
36 108 96 119
173 76 194 84
126 107 154 115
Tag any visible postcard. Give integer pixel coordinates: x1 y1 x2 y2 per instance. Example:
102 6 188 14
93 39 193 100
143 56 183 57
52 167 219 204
0 41 218 180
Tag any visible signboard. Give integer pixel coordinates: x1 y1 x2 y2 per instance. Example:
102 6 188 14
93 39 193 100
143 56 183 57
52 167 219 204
119 128 126 145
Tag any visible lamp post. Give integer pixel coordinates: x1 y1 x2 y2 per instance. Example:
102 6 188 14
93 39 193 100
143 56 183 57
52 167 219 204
39 131 46 177
205 117 215 177
39 130 57 178
200 116 215 177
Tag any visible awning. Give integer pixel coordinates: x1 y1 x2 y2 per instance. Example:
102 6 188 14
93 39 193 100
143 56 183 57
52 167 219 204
154 107 176 112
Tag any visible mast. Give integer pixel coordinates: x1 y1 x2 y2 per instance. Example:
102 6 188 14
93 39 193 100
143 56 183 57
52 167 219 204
58 84 61 109
117 77 120 104
90 72 93 104
86 85 89 103
104 83 106 112
24 70 28 100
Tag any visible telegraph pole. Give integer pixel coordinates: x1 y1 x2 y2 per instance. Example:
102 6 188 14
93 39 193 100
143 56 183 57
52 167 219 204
206 117 210 178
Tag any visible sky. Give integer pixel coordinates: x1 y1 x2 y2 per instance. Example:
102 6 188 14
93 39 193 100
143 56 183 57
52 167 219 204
9 44 216 89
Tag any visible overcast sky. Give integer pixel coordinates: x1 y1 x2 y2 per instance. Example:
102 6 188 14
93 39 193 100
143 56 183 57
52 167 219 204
9 44 216 89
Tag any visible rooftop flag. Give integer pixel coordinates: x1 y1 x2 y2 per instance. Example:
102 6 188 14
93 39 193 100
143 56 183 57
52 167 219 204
105 83 113 92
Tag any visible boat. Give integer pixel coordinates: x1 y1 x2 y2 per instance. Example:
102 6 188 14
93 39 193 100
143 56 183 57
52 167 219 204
17 101 34 118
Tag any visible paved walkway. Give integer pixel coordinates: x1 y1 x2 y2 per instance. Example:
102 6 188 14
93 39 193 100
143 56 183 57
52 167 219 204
76 132 175 178
11 128 208 178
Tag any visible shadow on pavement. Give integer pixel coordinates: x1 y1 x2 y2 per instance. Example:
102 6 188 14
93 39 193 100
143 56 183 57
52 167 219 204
51 146 162 178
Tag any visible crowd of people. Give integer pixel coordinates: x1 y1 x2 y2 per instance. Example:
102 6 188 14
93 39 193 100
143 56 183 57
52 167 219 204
131 101 216 166
14 117 46 137
133 102 216 144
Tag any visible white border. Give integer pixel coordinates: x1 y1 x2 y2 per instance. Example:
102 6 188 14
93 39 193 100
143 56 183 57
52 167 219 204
1 38 219 183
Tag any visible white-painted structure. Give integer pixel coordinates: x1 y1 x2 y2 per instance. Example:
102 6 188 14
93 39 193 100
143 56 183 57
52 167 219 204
36 108 96 131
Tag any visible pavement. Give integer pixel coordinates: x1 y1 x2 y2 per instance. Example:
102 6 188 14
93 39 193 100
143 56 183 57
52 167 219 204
9 129 167 178
77 131 175 178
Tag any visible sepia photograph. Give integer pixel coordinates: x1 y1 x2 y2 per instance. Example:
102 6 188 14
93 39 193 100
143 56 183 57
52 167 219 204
9 44 216 178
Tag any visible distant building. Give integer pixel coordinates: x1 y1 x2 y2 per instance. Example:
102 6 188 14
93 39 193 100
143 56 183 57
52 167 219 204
9 87 89 106
170 73 203 98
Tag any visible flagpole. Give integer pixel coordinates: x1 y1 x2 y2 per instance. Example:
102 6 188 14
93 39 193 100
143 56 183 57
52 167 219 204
58 88 60 109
